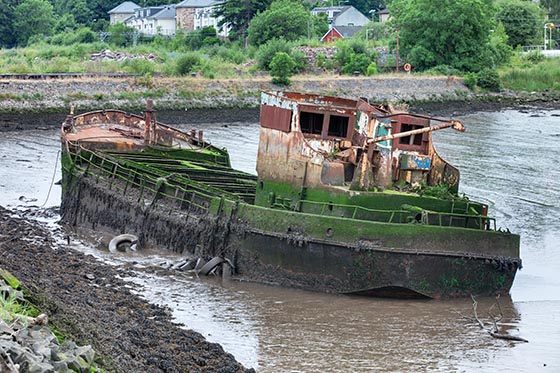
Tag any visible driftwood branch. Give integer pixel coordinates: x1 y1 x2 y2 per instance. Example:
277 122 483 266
469 294 528 343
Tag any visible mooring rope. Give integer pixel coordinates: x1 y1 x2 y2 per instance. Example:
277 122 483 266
40 150 61 208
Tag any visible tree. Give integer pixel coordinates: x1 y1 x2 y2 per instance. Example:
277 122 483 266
54 14 78 33
248 0 309 46
13 0 55 45
0 0 20 48
51 0 93 25
91 0 122 23
107 22 135 47
390 0 495 72
540 0 560 21
495 0 544 47
269 52 296 85
348 0 386 17
311 13 330 39
214 0 272 42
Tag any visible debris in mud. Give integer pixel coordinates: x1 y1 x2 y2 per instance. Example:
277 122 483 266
0 206 255 373
459 295 529 343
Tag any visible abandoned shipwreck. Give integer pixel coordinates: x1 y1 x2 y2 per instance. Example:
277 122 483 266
60 92 521 299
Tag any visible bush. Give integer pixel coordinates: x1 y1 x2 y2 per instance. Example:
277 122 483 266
122 58 155 76
175 52 201 76
477 68 501 91
366 62 378 76
255 38 293 71
463 72 478 90
269 52 296 85
424 65 463 76
523 50 545 65
341 53 372 75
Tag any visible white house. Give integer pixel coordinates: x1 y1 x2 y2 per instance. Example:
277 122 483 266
109 0 228 37
125 5 177 36
311 6 369 27
108 1 140 24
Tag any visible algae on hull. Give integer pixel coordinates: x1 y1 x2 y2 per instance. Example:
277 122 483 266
60 94 520 298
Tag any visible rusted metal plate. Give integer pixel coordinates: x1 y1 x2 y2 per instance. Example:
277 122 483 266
260 104 292 132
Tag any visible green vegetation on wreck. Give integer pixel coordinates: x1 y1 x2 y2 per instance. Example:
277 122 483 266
255 180 482 217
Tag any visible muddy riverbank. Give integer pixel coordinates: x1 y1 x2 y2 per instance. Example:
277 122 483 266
0 206 254 373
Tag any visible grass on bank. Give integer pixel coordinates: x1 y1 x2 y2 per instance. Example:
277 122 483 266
1 39 559 94
500 58 560 92
0 41 252 79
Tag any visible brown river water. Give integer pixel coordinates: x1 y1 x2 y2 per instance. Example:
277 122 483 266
0 108 559 372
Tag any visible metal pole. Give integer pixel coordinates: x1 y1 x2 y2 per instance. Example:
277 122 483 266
367 120 465 144
545 24 547 50
396 30 400 73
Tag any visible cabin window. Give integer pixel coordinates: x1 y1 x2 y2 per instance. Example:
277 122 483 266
301 112 324 135
399 123 424 146
327 115 349 138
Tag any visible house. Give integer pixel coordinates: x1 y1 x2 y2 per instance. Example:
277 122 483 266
125 6 177 36
378 8 390 23
176 0 228 37
311 6 369 27
108 1 140 24
321 25 363 43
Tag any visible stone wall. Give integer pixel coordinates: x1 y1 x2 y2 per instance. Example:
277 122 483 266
176 7 195 31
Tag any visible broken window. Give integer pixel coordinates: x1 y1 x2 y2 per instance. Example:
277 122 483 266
300 112 324 135
399 123 424 146
327 115 349 138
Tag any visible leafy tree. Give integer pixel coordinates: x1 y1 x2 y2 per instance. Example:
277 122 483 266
51 0 93 25
13 0 55 45
487 22 513 66
311 13 330 39
54 14 78 33
91 0 122 24
0 0 19 48
348 0 386 17
200 26 220 45
248 0 310 46
390 0 495 72
335 39 376 75
107 22 135 47
214 0 272 42
540 0 560 21
495 0 543 47
270 52 296 85
255 38 294 70
253 38 306 72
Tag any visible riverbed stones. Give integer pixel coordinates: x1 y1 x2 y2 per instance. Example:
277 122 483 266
0 318 96 373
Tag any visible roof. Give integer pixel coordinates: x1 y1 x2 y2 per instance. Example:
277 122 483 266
312 6 351 12
150 5 176 19
378 8 390 15
331 25 363 38
108 1 140 14
177 0 224 8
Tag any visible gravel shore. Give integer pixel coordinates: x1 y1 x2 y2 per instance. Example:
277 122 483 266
0 206 254 373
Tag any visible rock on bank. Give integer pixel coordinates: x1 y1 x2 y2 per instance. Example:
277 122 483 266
0 75 471 113
0 206 254 373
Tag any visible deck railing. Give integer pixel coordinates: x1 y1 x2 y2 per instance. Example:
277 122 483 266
296 199 496 230
66 146 496 230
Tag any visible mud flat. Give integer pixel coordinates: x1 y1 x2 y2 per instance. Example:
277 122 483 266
0 206 254 373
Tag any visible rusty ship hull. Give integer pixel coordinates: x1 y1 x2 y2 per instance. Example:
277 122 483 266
60 94 521 299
